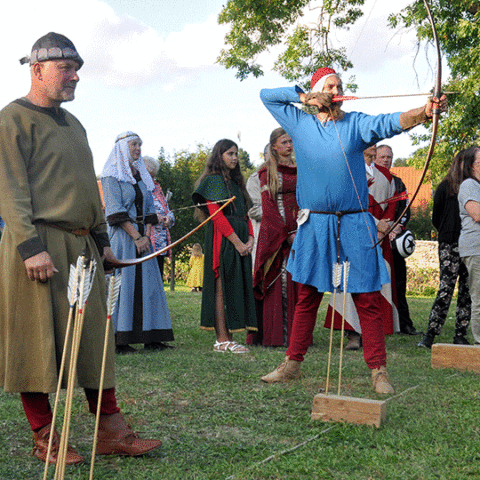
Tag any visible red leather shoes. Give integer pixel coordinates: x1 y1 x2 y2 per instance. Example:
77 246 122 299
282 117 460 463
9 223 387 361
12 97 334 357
32 424 85 465
96 413 162 456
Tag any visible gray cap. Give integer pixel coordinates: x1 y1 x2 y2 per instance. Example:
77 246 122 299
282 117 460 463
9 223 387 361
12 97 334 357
20 32 83 68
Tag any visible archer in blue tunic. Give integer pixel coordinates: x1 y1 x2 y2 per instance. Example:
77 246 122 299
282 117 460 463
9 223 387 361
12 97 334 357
259 67 447 393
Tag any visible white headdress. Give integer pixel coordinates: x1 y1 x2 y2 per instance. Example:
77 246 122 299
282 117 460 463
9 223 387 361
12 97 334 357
100 131 155 191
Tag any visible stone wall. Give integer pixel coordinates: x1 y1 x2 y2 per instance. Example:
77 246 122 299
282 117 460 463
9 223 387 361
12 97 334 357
406 240 439 295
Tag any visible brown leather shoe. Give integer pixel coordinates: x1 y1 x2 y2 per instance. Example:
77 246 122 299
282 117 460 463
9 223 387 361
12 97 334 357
96 413 162 456
345 332 361 351
32 423 84 465
260 356 302 383
372 366 395 394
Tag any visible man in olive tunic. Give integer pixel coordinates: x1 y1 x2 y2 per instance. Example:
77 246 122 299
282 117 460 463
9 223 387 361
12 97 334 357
0 32 161 465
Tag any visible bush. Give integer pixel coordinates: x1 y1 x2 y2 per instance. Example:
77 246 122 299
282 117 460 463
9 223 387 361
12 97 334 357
406 266 439 296
408 199 434 240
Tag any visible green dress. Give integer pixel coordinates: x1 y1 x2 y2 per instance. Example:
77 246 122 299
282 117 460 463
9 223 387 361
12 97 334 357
0 99 115 393
193 175 257 333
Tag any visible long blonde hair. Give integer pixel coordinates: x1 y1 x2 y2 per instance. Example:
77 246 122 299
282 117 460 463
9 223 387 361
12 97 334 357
191 243 203 257
265 128 294 198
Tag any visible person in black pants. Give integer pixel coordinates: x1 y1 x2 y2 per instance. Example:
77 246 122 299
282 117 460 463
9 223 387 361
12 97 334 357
418 150 471 347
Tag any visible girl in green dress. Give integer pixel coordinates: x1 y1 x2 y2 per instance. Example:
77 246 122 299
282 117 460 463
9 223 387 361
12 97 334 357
193 139 257 353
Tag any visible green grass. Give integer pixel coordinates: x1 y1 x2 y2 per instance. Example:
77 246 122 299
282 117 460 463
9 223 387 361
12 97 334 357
1 291 479 479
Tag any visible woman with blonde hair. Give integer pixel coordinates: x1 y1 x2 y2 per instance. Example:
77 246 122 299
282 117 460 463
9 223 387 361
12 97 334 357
248 128 299 347
187 243 204 292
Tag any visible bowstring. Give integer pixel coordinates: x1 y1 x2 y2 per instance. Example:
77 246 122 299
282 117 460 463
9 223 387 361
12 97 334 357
330 112 376 248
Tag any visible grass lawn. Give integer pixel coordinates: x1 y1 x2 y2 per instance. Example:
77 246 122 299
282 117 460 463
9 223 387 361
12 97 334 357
1 288 479 479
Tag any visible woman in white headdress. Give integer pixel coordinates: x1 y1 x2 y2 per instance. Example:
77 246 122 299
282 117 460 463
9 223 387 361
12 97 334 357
101 132 174 353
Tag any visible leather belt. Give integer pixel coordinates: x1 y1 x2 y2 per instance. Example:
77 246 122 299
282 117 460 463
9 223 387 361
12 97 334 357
42 222 91 236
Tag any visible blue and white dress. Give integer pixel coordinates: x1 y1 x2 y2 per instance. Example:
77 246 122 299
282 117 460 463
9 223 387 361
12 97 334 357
102 175 174 345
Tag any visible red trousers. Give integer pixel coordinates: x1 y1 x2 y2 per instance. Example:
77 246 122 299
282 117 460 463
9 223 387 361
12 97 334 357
286 283 387 369
20 388 120 431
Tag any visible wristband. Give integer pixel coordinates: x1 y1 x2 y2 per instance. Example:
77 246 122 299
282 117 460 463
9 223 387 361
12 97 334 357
134 235 142 241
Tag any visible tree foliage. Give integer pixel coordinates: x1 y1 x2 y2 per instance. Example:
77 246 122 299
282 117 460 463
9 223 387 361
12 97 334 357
389 1 480 185
217 0 364 90
218 1 480 188
155 143 256 286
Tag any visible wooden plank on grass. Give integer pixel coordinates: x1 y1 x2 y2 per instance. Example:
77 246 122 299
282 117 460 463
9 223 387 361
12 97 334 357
311 394 386 428
431 344 480 373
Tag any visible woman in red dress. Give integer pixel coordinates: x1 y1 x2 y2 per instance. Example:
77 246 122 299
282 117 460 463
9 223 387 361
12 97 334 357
248 128 299 347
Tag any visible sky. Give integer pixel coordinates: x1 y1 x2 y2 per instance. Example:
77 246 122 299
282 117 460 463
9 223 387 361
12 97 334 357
0 0 447 174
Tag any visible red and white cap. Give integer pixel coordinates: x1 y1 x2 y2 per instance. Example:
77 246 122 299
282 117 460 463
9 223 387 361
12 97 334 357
310 67 337 93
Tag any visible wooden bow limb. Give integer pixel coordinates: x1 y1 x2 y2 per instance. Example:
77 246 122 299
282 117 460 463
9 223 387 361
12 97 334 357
108 196 236 268
56 259 97 480
89 272 122 480
325 262 342 395
373 0 443 249
337 259 350 396
43 256 84 480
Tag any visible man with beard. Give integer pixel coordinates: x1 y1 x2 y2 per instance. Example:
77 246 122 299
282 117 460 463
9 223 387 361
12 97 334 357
0 32 161 465
259 67 447 393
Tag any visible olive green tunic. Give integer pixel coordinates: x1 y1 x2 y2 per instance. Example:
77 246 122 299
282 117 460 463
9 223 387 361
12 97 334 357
193 175 257 333
0 99 115 393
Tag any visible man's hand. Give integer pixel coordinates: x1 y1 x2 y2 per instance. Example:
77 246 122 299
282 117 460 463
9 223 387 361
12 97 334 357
425 94 448 117
389 225 403 242
302 92 333 109
377 219 391 235
24 251 58 282
102 246 118 273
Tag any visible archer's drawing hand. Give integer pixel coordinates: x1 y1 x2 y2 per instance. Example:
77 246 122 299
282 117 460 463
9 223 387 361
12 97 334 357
303 92 333 109
24 251 59 283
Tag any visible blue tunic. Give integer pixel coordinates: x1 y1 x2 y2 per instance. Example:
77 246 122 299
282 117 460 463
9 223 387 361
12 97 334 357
102 176 173 342
260 86 404 293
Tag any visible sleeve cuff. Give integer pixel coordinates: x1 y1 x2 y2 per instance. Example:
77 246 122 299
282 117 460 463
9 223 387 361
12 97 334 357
106 212 131 226
17 237 47 261
90 230 111 253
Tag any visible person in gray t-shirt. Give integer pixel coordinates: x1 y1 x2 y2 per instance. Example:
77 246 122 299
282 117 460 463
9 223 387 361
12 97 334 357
458 145 480 344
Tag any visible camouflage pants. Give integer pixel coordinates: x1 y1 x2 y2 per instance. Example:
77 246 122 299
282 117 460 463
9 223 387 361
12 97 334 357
426 242 471 336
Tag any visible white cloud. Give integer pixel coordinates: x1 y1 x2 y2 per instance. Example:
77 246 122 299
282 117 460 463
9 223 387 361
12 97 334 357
164 13 229 67
0 0 228 95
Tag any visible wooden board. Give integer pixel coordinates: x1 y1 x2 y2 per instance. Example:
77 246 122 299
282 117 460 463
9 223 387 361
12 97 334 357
431 344 480 373
311 394 386 428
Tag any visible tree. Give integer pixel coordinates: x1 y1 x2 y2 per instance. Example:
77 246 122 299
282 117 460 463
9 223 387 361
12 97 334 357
217 0 363 90
156 145 211 290
218 1 480 190
156 142 269 289
389 1 480 185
